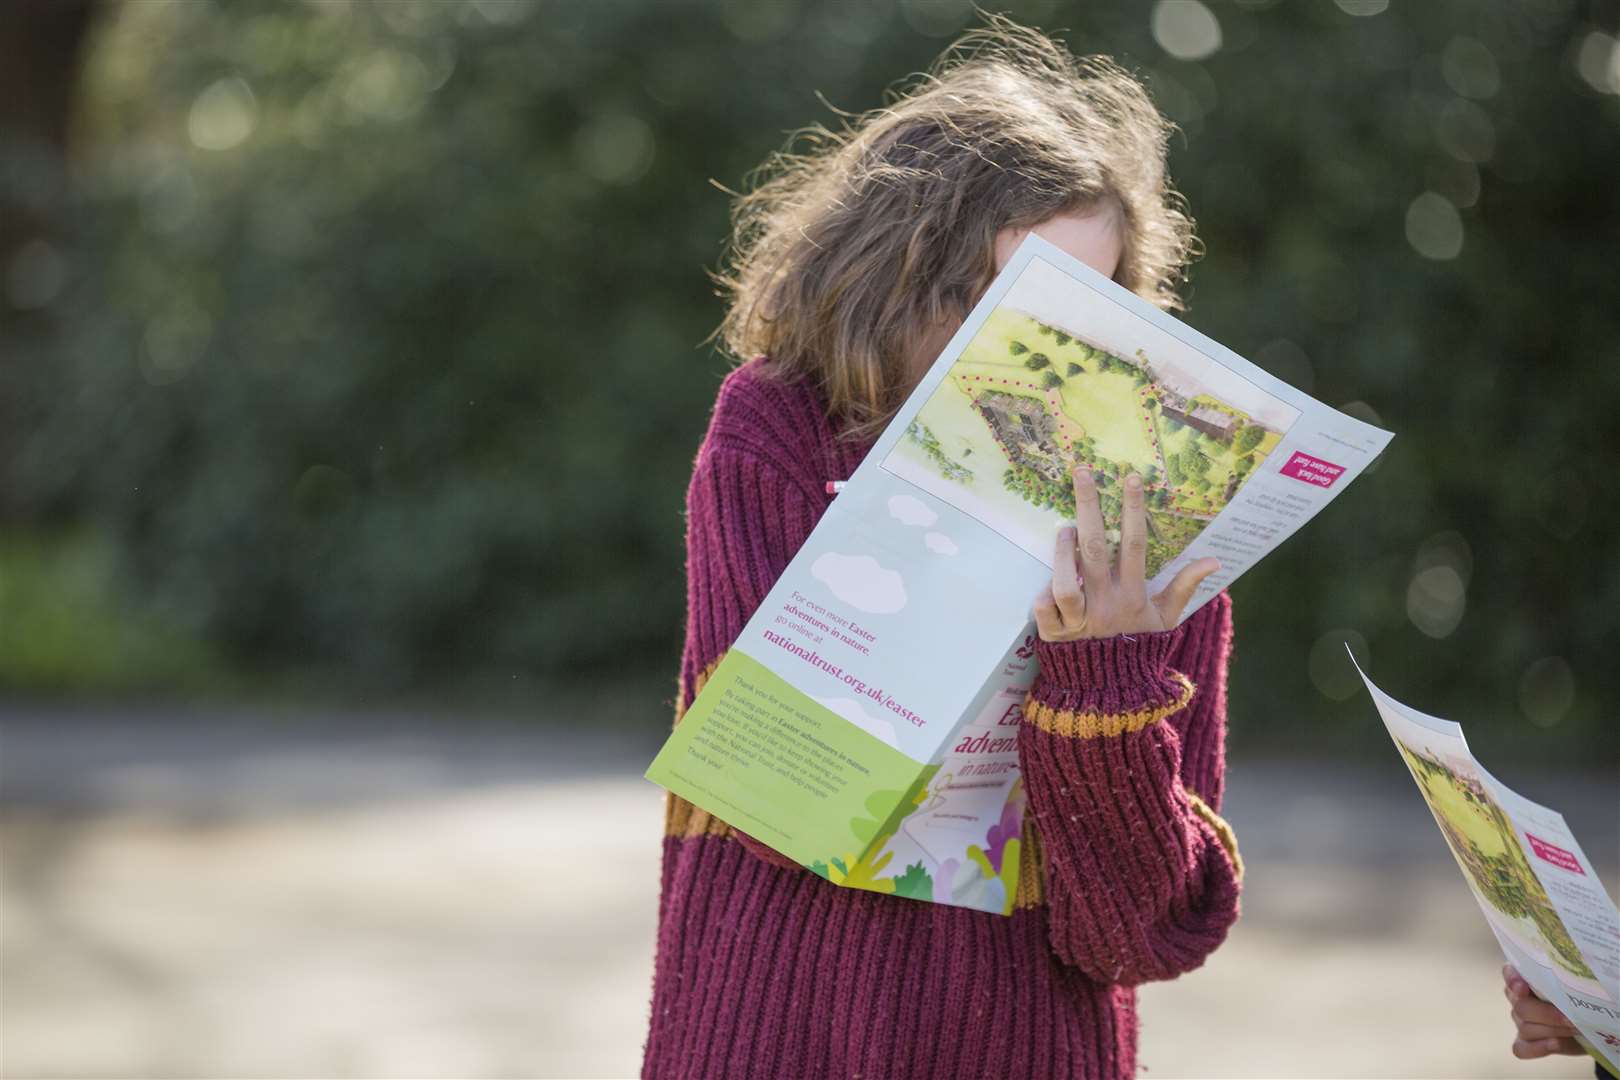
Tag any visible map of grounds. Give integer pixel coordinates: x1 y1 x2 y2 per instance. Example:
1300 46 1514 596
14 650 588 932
884 307 1288 577
1396 740 1598 985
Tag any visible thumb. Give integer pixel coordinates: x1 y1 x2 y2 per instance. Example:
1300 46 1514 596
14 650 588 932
1152 558 1220 627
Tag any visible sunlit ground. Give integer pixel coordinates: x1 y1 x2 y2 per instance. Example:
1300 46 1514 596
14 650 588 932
1 706 1612 1079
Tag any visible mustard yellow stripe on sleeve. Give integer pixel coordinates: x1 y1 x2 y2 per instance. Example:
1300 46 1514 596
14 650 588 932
1012 817 1046 910
1022 671 1196 738
664 790 736 839
665 652 736 840
1185 789 1244 882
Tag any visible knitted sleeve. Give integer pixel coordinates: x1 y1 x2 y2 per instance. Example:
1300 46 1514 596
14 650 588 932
676 436 824 869
1017 599 1243 986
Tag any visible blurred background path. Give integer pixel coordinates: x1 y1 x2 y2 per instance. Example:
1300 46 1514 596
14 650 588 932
2 704 1612 1079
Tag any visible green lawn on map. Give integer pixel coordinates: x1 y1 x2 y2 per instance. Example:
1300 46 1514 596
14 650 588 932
1398 743 1599 982
900 308 1283 575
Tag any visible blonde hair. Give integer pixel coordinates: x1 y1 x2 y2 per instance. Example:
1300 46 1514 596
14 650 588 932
715 19 1197 441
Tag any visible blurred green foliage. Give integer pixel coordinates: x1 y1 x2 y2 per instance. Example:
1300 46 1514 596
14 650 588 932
0 531 228 694
5 0 1617 759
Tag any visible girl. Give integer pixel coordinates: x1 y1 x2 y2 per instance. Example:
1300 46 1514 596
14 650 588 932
646 22 1239 1080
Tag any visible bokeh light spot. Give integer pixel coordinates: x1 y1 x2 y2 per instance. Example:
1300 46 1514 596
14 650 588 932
1574 32 1620 94
1308 628 1369 701
1518 657 1575 728
1404 192 1463 260
140 299 213 386
1151 1 1222 62
1406 565 1465 638
340 49 433 123
1441 37 1500 99
573 112 656 186
188 77 259 151
1334 0 1389 15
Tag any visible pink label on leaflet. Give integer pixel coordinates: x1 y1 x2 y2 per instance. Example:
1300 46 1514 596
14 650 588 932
1526 833 1585 875
1279 451 1345 488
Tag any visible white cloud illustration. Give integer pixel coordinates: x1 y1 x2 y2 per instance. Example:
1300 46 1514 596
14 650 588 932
924 531 959 556
951 856 1007 912
814 696 899 748
810 552 907 614
887 493 938 528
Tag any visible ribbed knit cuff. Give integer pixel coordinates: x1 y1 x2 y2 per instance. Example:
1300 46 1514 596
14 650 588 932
1034 629 1181 689
1024 629 1192 738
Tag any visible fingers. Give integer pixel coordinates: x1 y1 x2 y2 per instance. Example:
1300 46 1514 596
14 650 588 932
1152 557 1221 627
1071 467 1112 586
1513 1021 1581 1041
1509 992 1579 1032
1033 583 1066 641
1501 968 1584 1059
1511 1036 1583 1059
1118 472 1147 590
1051 526 1085 625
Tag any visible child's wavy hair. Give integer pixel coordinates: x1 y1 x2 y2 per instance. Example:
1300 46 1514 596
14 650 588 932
715 18 1196 441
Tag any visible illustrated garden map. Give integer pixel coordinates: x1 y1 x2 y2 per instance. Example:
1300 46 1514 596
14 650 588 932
1394 738 1601 991
884 259 1299 575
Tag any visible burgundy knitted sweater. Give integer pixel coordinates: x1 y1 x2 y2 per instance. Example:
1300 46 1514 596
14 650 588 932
644 359 1243 1080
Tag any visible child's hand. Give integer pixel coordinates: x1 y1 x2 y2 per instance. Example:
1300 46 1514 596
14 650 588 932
1034 467 1220 641
1503 964 1585 1059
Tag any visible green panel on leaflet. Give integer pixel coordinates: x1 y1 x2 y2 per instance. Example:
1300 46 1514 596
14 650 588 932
646 648 924 869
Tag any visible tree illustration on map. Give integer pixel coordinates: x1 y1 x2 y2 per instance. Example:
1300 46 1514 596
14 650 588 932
885 307 1292 577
